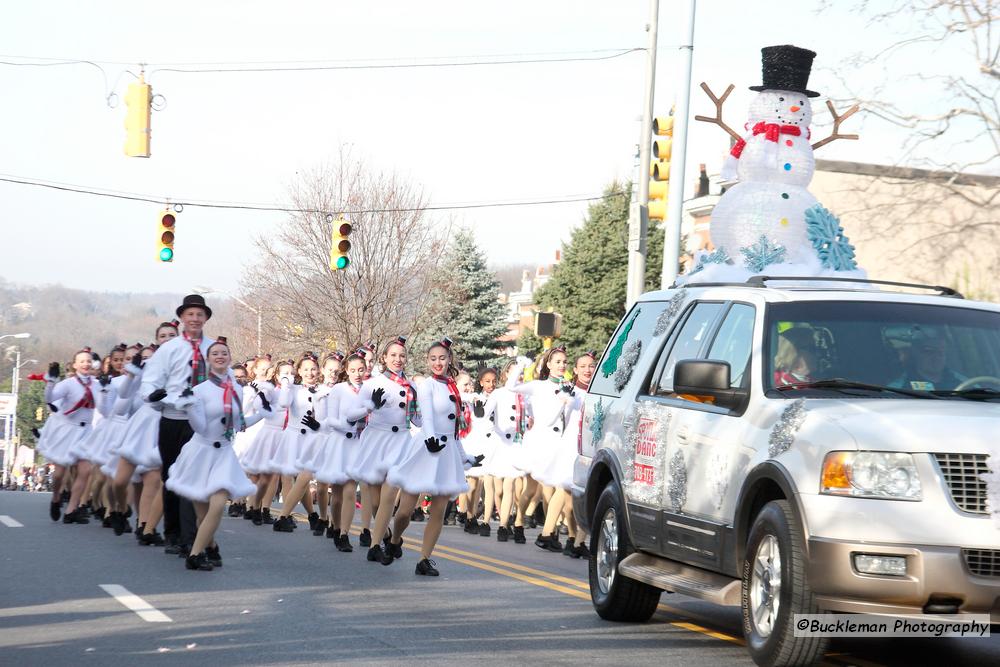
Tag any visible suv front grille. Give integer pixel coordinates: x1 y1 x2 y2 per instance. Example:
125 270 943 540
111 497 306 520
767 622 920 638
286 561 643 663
963 549 1000 578
933 453 988 514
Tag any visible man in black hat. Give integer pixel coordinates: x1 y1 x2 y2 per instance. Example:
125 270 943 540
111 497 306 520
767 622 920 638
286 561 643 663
141 294 216 556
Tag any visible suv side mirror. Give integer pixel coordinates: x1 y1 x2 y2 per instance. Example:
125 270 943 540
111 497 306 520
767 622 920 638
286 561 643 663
673 359 749 411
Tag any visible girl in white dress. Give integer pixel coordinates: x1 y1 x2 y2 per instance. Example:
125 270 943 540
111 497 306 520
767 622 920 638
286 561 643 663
113 322 180 544
313 351 345 537
455 371 488 535
241 359 293 526
462 367 500 537
313 353 370 552
270 353 325 532
36 350 96 523
349 337 419 561
481 359 529 543
538 350 597 558
384 338 483 576
509 346 574 552
165 337 263 571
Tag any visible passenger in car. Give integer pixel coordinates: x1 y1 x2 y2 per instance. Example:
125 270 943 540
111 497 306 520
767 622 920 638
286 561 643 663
772 327 818 386
888 331 967 391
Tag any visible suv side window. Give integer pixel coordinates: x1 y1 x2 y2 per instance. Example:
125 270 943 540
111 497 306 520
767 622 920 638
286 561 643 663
653 302 725 396
589 301 667 398
707 303 756 388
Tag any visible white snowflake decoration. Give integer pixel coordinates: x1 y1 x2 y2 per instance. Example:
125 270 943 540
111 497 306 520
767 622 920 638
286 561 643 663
804 204 858 271
667 450 687 513
708 450 731 511
613 340 642 391
653 290 687 337
768 399 808 458
739 235 787 273
690 248 733 275
982 445 1000 528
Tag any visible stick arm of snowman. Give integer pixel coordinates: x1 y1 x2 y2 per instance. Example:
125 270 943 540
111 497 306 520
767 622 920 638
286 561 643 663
694 82 743 142
811 100 861 150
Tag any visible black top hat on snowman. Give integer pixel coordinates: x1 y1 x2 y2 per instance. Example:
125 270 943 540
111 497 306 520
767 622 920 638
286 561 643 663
749 45 820 98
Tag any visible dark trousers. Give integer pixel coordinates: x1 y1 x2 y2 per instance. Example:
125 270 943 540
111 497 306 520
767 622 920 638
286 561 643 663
158 417 197 547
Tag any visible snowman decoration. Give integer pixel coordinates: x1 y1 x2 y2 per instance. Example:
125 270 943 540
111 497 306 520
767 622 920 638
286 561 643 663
683 45 863 281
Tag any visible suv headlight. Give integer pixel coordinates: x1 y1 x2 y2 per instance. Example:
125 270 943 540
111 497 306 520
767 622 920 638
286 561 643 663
820 451 922 500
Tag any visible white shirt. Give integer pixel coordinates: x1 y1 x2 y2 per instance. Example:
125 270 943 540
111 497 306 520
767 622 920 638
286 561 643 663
140 333 216 419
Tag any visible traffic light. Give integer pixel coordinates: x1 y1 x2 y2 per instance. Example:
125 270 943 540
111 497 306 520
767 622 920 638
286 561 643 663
124 77 152 158
649 110 674 221
157 209 176 262
329 219 352 270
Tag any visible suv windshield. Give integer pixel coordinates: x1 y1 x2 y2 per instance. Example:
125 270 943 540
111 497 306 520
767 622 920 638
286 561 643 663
764 300 1000 399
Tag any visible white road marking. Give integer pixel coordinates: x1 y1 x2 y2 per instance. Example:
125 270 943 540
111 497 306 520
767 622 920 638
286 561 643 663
0 515 23 527
99 584 172 622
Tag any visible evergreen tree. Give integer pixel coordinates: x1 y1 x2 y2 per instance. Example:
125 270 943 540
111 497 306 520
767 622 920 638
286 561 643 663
533 181 664 353
414 228 509 369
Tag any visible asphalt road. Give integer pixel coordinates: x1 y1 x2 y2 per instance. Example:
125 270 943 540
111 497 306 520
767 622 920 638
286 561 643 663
1 490 997 666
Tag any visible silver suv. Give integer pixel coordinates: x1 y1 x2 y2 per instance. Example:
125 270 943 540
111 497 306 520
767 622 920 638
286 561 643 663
573 277 1000 667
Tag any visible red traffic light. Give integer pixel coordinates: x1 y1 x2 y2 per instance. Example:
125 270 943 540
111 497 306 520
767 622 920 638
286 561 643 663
161 213 176 227
337 222 352 236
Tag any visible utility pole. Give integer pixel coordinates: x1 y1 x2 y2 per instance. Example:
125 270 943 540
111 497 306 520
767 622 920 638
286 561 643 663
660 0 698 289
625 0 660 308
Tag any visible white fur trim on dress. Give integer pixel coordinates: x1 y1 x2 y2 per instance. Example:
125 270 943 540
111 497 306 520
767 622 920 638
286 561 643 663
348 426 413 485
165 434 256 502
238 423 286 474
386 432 470 497
36 417 91 467
116 404 163 469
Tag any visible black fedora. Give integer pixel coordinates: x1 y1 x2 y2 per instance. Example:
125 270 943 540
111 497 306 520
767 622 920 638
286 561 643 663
749 45 820 98
176 294 213 319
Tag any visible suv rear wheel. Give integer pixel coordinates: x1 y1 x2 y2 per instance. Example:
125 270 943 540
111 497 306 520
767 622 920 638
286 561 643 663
741 499 828 667
589 483 660 621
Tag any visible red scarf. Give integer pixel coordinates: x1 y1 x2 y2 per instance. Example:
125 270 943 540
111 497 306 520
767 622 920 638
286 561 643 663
514 393 528 442
64 376 95 415
184 331 207 387
433 374 466 438
730 122 807 158
385 370 418 425
209 373 243 439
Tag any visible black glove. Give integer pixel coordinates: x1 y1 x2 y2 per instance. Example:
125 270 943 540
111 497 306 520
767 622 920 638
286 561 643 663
47 402 59 413
301 412 321 432
47 362 61 379
258 391 271 412
147 388 168 403
180 387 194 398
31 428 40 438
248 381 259 393
471 454 485 467
560 384 573 394
131 352 145 369
372 387 386 409
98 374 112 387
473 399 486 419
424 436 445 453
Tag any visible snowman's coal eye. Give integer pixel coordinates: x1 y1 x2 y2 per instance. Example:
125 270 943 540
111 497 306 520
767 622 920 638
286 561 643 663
778 97 784 102
799 100 804 105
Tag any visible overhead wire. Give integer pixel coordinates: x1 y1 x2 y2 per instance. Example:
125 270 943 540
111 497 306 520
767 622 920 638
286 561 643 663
0 174 627 215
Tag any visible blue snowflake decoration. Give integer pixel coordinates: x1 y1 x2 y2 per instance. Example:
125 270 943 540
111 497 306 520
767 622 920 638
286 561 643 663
804 204 858 271
739 235 787 273
690 248 732 275
588 399 606 445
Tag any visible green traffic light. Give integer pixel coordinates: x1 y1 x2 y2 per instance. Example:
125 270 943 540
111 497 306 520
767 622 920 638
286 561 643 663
159 247 174 262
336 256 349 270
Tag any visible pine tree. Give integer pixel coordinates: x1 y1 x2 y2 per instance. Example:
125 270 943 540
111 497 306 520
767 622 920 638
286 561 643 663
414 228 509 369
533 181 664 353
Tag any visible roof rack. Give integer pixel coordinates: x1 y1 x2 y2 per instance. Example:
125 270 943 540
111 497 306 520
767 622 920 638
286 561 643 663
745 275 964 298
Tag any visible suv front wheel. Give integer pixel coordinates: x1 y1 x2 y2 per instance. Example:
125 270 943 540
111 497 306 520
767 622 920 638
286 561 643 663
589 483 660 622
741 499 828 667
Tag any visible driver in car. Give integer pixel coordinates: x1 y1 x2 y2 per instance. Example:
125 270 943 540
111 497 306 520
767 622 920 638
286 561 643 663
889 331 967 391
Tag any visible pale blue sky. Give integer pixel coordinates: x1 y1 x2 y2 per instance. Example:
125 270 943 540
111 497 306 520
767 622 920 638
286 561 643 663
0 0 969 294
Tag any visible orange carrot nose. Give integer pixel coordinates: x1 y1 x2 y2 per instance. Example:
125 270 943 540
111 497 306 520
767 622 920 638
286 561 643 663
790 105 801 112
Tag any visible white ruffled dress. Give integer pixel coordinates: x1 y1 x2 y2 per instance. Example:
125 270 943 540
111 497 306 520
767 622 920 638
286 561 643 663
237 383 286 474
386 376 477 497
348 372 418 485
483 385 527 479
509 378 572 482
460 392 497 479
165 376 261 502
314 381 369 485
535 384 587 491
266 381 326 475
36 376 96 467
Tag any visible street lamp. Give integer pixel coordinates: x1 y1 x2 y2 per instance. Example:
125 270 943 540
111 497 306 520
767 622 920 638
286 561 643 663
0 334 31 475
193 286 262 355
0 333 30 342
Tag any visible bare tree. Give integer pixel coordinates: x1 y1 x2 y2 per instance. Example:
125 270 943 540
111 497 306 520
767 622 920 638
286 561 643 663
820 1 999 292
243 160 447 355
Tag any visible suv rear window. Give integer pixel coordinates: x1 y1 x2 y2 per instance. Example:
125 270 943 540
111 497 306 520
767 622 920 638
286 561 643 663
590 302 668 398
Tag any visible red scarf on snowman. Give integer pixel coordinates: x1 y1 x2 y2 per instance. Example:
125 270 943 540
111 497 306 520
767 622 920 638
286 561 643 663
730 121 810 159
